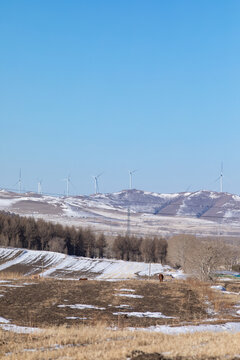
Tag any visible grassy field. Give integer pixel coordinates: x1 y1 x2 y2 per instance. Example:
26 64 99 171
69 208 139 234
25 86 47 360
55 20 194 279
1 324 240 359
1 273 240 359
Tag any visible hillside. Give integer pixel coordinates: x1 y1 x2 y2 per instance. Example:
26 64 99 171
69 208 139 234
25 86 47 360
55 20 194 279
0 247 181 280
1 189 240 237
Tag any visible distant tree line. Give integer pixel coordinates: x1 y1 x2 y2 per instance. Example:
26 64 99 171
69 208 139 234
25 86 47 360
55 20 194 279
0 211 168 263
0 211 106 258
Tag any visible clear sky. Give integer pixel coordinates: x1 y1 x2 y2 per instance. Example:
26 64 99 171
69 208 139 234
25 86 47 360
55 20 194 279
1 0 240 196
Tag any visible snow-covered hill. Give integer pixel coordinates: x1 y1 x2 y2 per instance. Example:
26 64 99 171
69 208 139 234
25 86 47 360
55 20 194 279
1 188 240 220
0 247 182 280
1 189 240 236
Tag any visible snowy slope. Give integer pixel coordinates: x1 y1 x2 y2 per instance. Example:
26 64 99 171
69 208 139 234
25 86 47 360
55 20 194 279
0 247 182 280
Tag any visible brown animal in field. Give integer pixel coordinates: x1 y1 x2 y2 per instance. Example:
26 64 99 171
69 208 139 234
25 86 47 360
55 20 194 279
79 278 88 281
32 274 41 279
158 273 164 282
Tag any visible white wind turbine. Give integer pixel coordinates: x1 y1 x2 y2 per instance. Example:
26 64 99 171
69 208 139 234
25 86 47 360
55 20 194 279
93 173 103 194
63 175 70 197
215 162 223 193
220 162 223 193
37 179 43 194
129 169 137 190
16 169 22 193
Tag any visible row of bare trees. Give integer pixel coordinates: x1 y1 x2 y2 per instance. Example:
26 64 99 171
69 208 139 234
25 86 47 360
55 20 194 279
0 211 106 258
112 235 167 263
167 235 240 280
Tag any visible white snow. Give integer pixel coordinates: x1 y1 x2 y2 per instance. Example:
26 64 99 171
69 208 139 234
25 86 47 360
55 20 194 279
0 316 40 333
211 285 226 292
128 322 240 334
0 323 41 334
118 288 135 292
0 284 23 287
0 316 10 323
113 311 174 318
65 317 88 320
0 198 19 207
115 294 144 298
209 192 220 199
58 304 106 310
0 248 66 273
232 195 240 202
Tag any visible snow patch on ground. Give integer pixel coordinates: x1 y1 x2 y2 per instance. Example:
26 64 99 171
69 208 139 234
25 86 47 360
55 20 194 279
115 294 144 298
113 312 175 318
0 316 40 334
118 288 135 292
58 304 106 310
211 285 226 292
128 322 240 334
0 198 19 207
0 324 41 334
0 284 23 288
65 316 88 320
0 316 10 323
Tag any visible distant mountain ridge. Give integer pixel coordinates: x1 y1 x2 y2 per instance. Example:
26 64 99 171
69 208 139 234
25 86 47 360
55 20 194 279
86 189 240 221
1 188 240 222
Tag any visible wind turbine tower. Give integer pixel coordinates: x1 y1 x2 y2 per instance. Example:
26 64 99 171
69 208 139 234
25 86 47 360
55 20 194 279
37 180 42 194
129 169 137 190
127 169 137 237
220 162 223 193
64 175 70 197
93 173 103 194
18 169 22 193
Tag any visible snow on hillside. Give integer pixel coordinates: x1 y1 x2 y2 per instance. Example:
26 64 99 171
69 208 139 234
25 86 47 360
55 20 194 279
0 247 182 280
1 189 240 221
1 189 240 237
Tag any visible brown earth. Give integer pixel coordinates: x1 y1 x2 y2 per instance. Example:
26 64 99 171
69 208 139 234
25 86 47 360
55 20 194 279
0 277 240 329
1 277 240 359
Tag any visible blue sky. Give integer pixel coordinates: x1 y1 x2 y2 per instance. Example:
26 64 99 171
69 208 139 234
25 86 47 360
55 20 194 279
1 0 240 195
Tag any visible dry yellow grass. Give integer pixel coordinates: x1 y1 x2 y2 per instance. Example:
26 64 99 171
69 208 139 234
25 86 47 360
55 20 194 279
1 324 240 359
0 271 25 280
185 278 240 317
